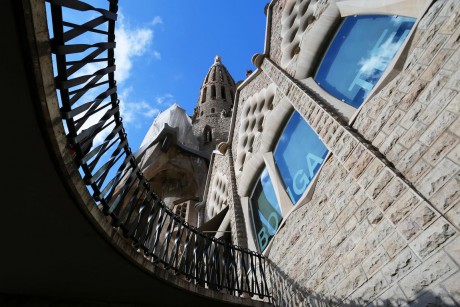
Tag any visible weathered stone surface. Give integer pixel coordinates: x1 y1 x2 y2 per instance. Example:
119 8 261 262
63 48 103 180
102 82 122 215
335 133 359 163
444 235 460 266
374 178 407 212
408 283 458 306
362 246 390 278
343 239 372 274
398 121 428 149
343 144 366 171
399 251 456 299
382 231 407 258
367 208 383 226
399 81 427 110
379 126 407 156
350 149 374 180
324 265 346 293
447 89 460 114
423 131 458 166
335 198 358 227
445 201 460 229
369 284 407 307
365 169 394 200
417 70 450 104
367 219 394 249
386 143 407 166
417 158 459 199
431 173 460 213
419 110 457 146
305 261 331 291
419 88 457 125
399 102 424 130
323 222 339 243
405 158 432 184
349 272 388 305
381 248 421 285
409 218 456 258
358 159 385 190
397 217 422 241
333 266 367 299
355 199 374 223
441 271 460 304
410 203 438 229
447 141 460 164
419 33 450 66
385 190 422 225
344 216 359 235
400 65 428 93
372 131 387 148
382 109 404 135
445 47 460 74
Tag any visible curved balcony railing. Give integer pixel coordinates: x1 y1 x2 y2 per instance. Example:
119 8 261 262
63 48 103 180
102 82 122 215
46 0 270 300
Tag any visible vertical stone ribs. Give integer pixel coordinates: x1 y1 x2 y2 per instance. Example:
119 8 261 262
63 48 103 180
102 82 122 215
227 146 248 248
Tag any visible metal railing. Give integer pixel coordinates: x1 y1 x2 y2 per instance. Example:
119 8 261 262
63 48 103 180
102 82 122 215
46 0 270 300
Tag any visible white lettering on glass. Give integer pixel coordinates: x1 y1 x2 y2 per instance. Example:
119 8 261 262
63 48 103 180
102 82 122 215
257 211 280 250
287 152 324 197
258 227 269 250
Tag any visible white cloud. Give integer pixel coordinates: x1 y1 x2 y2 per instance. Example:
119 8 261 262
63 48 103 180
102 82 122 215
155 93 175 106
115 13 154 83
153 50 161 60
59 10 165 150
151 16 163 26
119 87 160 127
358 36 402 79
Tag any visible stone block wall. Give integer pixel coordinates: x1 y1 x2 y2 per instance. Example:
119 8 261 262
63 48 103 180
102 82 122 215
352 0 460 216
192 115 232 155
201 0 459 305
258 0 460 305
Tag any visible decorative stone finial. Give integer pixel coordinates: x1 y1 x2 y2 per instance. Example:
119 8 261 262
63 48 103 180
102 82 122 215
252 53 265 68
214 55 221 63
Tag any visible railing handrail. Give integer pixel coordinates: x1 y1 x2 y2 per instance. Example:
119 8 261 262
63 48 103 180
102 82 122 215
46 0 271 300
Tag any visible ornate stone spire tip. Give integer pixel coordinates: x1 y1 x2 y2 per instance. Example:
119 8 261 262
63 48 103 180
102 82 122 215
214 55 221 64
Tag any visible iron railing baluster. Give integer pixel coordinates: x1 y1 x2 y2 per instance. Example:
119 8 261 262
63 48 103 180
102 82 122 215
46 0 270 300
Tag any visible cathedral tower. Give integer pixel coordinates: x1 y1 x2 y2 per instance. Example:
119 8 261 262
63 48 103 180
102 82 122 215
192 56 236 156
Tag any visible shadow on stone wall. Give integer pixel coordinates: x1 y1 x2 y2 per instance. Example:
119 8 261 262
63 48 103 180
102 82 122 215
267 260 459 307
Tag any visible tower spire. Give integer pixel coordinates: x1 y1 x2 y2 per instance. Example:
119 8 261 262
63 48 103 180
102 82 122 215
192 56 236 156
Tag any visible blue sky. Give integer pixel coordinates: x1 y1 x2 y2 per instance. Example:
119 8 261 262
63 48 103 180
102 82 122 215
112 1 267 150
47 1 267 151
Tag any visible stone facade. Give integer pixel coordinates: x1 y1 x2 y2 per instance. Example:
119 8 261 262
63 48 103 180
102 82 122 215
202 151 248 247
200 0 459 305
192 56 236 156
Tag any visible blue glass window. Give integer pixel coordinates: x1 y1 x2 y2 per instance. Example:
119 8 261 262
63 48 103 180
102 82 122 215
251 168 283 251
274 111 328 204
314 15 415 108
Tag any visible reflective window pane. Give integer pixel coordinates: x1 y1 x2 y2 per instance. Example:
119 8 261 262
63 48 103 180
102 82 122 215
274 111 328 204
314 15 415 108
251 168 282 251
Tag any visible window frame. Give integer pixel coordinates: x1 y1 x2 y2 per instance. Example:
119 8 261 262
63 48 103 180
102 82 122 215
248 167 284 252
287 0 433 122
313 14 417 110
247 110 331 254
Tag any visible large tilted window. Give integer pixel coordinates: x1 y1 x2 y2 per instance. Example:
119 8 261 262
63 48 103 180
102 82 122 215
250 111 328 251
250 168 282 251
314 15 415 108
274 111 329 204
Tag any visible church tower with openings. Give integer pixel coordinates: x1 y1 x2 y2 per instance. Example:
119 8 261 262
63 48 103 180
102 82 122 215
192 56 236 156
